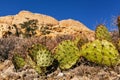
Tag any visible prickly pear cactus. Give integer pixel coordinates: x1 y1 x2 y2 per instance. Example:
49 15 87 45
28 44 54 73
12 54 26 69
95 24 112 41
26 55 43 74
81 40 120 66
54 40 81 70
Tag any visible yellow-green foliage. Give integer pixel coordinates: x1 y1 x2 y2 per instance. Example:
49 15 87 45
54 40 81 70
26 55 43 74
12 54 26 69
81 40 120 66
95 24 112 41
28 44 54 73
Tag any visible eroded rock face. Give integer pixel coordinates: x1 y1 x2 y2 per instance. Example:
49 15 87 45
0 23 16 38
59 19 90 31
0 16 14 24
0 10 94 39
58 19 95 41
12 10 59 26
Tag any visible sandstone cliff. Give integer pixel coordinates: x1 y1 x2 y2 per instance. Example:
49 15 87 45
0 10 94 40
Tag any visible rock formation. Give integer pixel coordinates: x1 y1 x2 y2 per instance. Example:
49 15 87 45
0 10 94 40
0 11 120 80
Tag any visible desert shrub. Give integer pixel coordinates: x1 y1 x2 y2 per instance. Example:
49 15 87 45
19 19 39 38
0 36 20 62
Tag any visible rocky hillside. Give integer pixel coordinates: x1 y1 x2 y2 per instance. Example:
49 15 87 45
0 10 94 40
0 11 120 80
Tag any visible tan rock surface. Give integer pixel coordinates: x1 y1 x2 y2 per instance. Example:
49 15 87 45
58 19 95 41
0 23 16 38
0 16 14 24
59 19 91 31
12 10 59 26
0 10 94 39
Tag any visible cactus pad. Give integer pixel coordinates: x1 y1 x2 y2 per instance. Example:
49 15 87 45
95 24 112 41
12 54 26 69
54 40 81 70
28 44 54 73
81 40 120 66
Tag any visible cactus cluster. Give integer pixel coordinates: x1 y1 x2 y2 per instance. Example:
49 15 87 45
95 24 112 41
54 40 81 70
81 39 120 66
11 23 120 74
12 44 54 74
12 36 120 73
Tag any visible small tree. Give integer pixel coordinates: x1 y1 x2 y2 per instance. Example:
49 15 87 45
19 19 38 38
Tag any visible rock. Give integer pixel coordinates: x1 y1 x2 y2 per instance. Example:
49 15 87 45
0 60 40 80
0 10 59 38
59 19 91 31
71 76 91 80
0 60 14 79
54 19 93 35
58 19 95 41
71 76 80 80
12 10 59 26
0 16 14 24
57 72 64 77
0 23 16 38
0 10 94 39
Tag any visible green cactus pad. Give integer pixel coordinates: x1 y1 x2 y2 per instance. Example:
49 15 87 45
81 40 120 66
95 24 112 41
26 55 43 74
28 44 54 69
12 54 26 69
54 40 81 70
